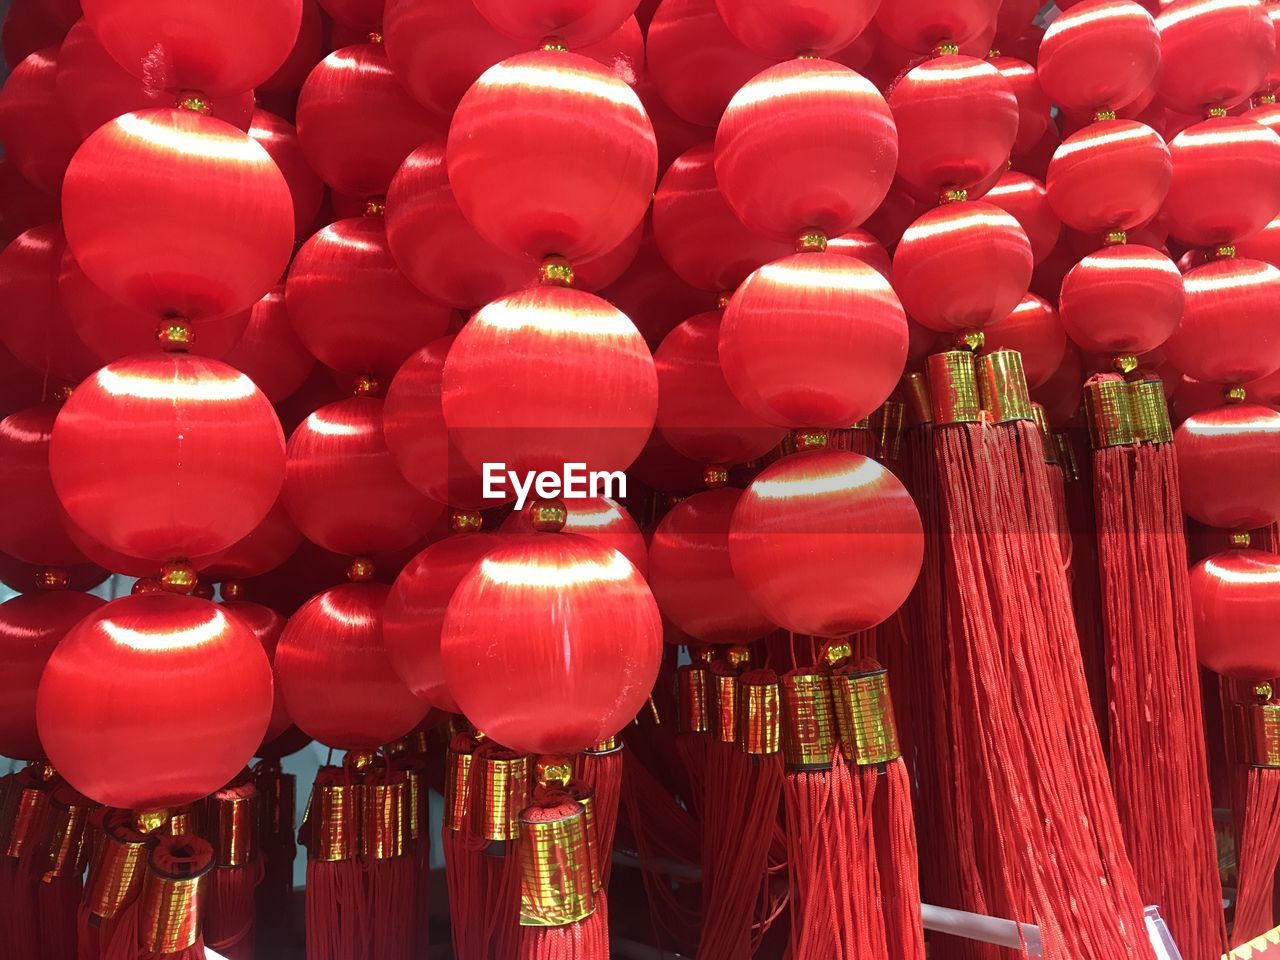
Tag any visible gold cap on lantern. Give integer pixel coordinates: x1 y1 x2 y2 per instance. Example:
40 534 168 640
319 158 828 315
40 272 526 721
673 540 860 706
210 783 258 868
360 772 408 860
139 836 214 955
444 737 476 833
902 372 934 426
86 813 152 921
308 773 357 863
1131 376 1173 446
476 749 531 842
451 510 483 533
711 661 741 745
43 786 94 881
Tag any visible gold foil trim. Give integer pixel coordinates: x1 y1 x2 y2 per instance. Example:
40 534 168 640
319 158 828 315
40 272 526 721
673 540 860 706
797 230 828 253
874 400 906 461
832 669 901 766
1232 531 1253 549
737 672 781 757
584 736 621 755
43 789 93 881
977 349 1034 423
1131 377 1173 445
568 782 601 892
6 779 50 860
309 775 356 863
539 257 575 287
1244 702 1280 768
140 838 213 954
361 773 408 860
86 813 150 920
902 372 934 426
1054 433 1079 481
211 785 257 868
677 663 711 735
476 750 530 842
1030 403 1058 464
711 664 740 745
780 672 837 771
1085 376 1138 448
926 351 982 425
445 739 475 833
518 801 594 927
405 764 423 842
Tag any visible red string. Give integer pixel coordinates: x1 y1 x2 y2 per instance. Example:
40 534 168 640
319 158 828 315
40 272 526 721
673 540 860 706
1233 765 1280 945
204 859 264 960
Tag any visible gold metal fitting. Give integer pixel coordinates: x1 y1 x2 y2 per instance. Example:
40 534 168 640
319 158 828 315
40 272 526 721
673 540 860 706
584 736 621 755
1030 404 1058 464
43 787 94 882
1207 106 1229 118
475 748 530 842
737 671 782 757
933 42 960 56
535 758 574 790
364 198 386 217
702 466 729 489
175 93 211 114
726 645 751 669
221 580 244 600
307 772 357 862
780 672 837 771
518 800 594 926
1257 682 1275 702
404 763 425 842
926 350 982 425
352 373 381 397
346 557 376 582
540 36 569 52
977 349 1033 424
527 498 568 533
567 781 601 892
1093 109 1117 122
797 230 828 253
361 772 408 860
444 737 476 833
1103 230 1128 246
1114 354 1139 375
902 372 934 426
1215 244 1236 260
711 662 741 745
6 774 50 860
793 428 830 451
539 257 575 287
715 290 733 310
157 318 194 351
1231 531 1252 548
35 567 68 591
450 510 483 533
677 663 711 735
1131 377 1174 445
1054 433 1079 482
258 767 296 840
874 400 906 461
86 813 151 921
1224 384 1248 405
1261 93 1278 105
140 836 213 954
690 645 714 664
159 560 197 595
1085 376 1138 449
832 669 901 766
1243 701 1280 768
210 783 258 868
822 640 853 670
956 330 984 353
166 806 194 838
941 187 968 204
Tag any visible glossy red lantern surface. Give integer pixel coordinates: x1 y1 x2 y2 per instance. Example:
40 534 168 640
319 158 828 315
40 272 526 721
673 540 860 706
1176 404 1280 529
646 0 774 127
0 556 107 594
1190 549 1280 680
715 59 897 240
447 50 657 262
1237 216 1280 267
284 397 444 556
502 497 647 576
652 143 790 293
2 0 76 68
286 217 453 380
387 141 534 309
979 294 1066 388
275 582 426 749
440 532 662 754
893 202 1034 333
0 47 81 196
982 171 1061 266
827 228 892 278
0 590 103 761
50 354 286 561
1164 259 1280 385
37 593 273 809
259 0 324 95
720 252 907 428
1045 120 1171 234
79 0 301 96
64 521 165 579
989 56 1049 156
714 0 878 58
384 533 500 713
197 499 302 581
249 110 322 237
1037 0 1159 114
442 285 658 477
1059 245 1184 355
221 287 315 404
655 311 788 465
61 108 294 323
296 44 441 198
384 338 496 510
0 404 88 567
222 599 292 743
1164 118 1280 247
888 56 1018 198
1157 0 1274 115
470 0 636 45
729 448 923 637
873 0 1000 54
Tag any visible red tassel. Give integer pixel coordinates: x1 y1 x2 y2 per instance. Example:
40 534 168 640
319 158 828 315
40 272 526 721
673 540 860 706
204 782 263 960
1230 694 1280 945
674 659 713 820
78 810 153 960
1086 373 1225 958
39 784 95 960
573 741 623 890
4 764 55 960
134 834 214 960
362 767 414 960
874 758 928 960
301 767 366 960
252 762 297 956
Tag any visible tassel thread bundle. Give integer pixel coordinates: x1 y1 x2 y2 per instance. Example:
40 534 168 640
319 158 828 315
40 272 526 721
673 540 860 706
252 761 297 956
202 782 263 960
39 784 96 960
1230 689 1280 945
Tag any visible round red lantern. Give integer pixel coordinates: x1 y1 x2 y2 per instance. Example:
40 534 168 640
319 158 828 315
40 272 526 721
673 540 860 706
1037 0 1159 115
0 47 82 196
50 353 286 561
1045 120 1171 234
1059 245 1184 356
1176 404 1280 530
0 590 103 760
983 172 1061 265
501 498 647 576
441 284 657 477
248 109 323 236
37 593 273 809
440 531 663 754
990 56 1050 156
0 404 87 567
980 294 1067 388
1164 259 1280 385
222 599 292 744
719 252 908 427
275 581 427 749
447 49 657 262
729 446 923 637
196 499 302 581
1190 549 1280 680
1157 0 1274 116
1163 118 1280 247
220 286 316 404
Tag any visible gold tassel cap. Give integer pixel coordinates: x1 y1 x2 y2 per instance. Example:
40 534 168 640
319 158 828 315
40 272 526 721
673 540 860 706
518 795 595 927
139 835 214 954
677 662 711 735
737 671 782 757
926 351 982 424
780 671 837 771
475 747 530 842
977 349 1034 424
307 768 357 863
832 668 902 766
1085 374 1138 448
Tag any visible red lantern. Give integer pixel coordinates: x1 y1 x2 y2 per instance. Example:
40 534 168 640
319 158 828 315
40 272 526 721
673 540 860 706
1163 118 1280 247
447 49 657 261
1045 120 1171 234
295 43 442 198
384 533 501 713
1059 245 1184 355
990 56 1049 156
652 142 791 292
64 520 166 579
37 593 274 809
79 0 302 96
893 202 1034 333
441 285 658 477
714 0 878 58
259 0 324 95
0 404 88 567
1238 216 1280 266
720 253 908 427
655 311 788 465
61 108 294 322
645 0 774 127
0 47 84 195
50 354 287 561
220 286 316 404
827 228 892 278
1190 549 1280 680
275 581 427 749
983 172 1061 266
248 109 323 236
981 294 1066 388
1037 0 1159 115
728 447 923 637
0 588 106 760
1164 259 1280 385
469 0 637 45
284 397 445 556
715 58 897 240
501 497 647 576
873 0 1001 54
440 532 663 754
286 217 454 382
1157 0 1274 116
648 487 775 644
888 55 1018 199
222 599 292 744
196 499 303 581
1176 404 1280 530
1032 342 1086 424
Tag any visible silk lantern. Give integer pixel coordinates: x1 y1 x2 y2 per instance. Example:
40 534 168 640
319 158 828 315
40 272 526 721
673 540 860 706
1157 0 1275 116
1163 118 1280 247
1045 120 1171 234
37 592 273 809
1059 245 1184 355
220 286 316 404
196 499 303 582
980 293 1067 388
500 498 647 576
249 109 323 236
223 599 293 744
1176 404 1280 530
1037 0 1159 116
873 0 1000 54
0 47 82 195
1164 259 1280 386
983 171 1062 265
0 404 88 567
991 56 1050 156
1189 549 1280 680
